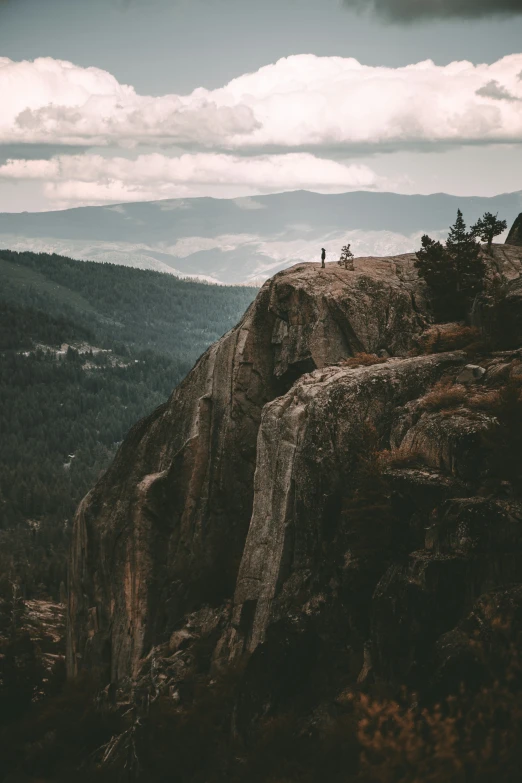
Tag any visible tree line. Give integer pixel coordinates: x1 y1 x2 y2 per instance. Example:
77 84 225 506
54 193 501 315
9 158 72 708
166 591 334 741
0 250 257 601
414 210 507 320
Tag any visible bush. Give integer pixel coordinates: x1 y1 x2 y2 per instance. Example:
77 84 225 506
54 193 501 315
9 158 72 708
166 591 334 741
355 646 522 783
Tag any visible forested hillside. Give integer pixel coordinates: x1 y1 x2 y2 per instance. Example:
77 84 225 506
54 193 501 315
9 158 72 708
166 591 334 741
0 250 257 600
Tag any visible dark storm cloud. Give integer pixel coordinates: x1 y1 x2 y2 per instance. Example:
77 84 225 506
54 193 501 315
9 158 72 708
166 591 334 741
342 0 522 21
2 0 521 23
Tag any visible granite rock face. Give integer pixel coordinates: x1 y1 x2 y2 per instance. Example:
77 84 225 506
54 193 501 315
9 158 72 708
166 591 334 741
501 276 522 346
506 213 522 247
68 245 522 719
67 256 429 683
221 353 465 662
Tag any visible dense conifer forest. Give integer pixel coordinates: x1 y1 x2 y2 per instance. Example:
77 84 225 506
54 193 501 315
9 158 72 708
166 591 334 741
0 250 257 600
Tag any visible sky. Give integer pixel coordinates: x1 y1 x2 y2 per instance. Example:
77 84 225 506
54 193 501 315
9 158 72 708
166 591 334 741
1 0 522 211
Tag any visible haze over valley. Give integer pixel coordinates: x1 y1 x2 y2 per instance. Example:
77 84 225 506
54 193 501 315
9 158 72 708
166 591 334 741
2 188 521 284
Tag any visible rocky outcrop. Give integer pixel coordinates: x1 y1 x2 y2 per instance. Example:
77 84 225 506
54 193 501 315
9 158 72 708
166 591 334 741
372 499 522 692
0 599 65 673
481 243 522 280
506 213 522 247
67 255 430 683
221 353 465 662
68 244 522 724
501 276 522 346
434 583 522 695
24 600 65 670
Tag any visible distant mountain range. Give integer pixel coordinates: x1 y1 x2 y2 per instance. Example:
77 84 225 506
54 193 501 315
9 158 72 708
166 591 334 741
1 190 521 285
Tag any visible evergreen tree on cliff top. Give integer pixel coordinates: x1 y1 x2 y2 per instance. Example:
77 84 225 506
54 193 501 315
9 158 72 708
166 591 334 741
415 209 485 321
414 235 453 318
446 209 485 303
471 211 508 253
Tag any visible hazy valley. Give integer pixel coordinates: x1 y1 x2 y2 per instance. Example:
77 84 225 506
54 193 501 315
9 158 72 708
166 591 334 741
2 189 521 285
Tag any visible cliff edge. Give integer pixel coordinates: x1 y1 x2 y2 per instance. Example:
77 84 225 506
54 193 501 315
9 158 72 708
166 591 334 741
67 253 431 682
68 246 522 718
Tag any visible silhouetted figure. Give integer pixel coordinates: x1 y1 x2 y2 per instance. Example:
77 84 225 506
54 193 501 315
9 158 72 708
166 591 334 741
321 248 326 268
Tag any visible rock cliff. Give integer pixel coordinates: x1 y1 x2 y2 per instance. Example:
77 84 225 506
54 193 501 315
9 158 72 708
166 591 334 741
507 213 522 247
68 245 522 722
67 253 429 682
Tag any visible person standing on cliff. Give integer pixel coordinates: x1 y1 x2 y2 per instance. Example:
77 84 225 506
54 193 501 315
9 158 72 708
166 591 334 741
321 248 326 268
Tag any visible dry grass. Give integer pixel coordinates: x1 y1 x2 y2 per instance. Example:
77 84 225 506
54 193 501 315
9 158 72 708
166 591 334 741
418 381 501 416
417 380 468 412
421 325 483 355
379 446 426 469
341 352 388 368
467 389 501 411
354 641 522 783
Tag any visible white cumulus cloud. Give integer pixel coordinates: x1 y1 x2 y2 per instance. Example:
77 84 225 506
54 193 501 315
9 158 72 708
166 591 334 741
0 56 257 147
2 54 522 151
209 54 522 148
0 152 381 207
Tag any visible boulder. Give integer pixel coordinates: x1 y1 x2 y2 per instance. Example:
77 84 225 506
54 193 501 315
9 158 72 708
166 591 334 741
456 364 486 384
394 409 496 481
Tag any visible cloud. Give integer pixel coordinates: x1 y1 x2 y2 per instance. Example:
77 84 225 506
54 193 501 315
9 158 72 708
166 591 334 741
476 79 521 102
252 228 446 266
0 152 381 207
104 204 127 213
168 234 260 258
157 201 191 211
342 0 522 21
0 56 258 147
210 54 522 149
3 54 522 154
233 197 267 210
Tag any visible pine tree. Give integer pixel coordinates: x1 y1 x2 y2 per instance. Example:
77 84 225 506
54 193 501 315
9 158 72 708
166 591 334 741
471 211 508 252
446 209 485 309
415 211 486 321
414 235 458 320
